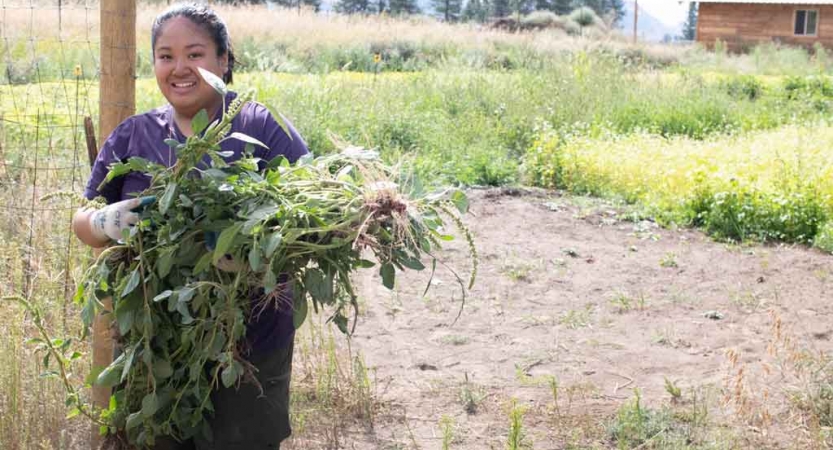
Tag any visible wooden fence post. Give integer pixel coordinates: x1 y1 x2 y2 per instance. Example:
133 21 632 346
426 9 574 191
92 0 135 448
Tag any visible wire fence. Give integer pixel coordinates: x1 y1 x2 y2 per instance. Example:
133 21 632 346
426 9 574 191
0 1 102 448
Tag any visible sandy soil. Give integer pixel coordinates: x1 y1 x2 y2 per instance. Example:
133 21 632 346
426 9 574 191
287 188 833 450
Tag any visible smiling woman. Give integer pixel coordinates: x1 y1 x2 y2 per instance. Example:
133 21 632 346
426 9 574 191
70 3 308 450
151 9 231 134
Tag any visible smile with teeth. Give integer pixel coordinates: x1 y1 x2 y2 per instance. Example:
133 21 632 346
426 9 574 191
172 81 196 88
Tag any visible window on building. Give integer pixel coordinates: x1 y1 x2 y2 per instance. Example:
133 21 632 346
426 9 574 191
795 10 819 36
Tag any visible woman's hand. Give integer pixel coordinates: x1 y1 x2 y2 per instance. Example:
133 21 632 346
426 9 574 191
72 196 155 247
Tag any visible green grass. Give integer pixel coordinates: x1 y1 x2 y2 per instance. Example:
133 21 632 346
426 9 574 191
525 123 833 244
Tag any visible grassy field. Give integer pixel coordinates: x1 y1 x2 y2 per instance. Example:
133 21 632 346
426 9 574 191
2 2 833 449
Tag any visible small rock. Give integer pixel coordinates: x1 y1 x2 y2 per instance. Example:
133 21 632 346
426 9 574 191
415 363 438 371
704 311 724 320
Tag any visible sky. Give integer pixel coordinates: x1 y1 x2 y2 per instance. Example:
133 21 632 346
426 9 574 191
636 0 691 27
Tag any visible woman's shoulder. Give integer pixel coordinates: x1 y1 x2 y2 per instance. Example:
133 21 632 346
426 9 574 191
114 105 171 132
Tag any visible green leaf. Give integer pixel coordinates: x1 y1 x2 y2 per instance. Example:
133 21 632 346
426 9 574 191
120 346 136 383
121 268 140 298
228 132 268 148
191 109 210 135
126 412 143 431
221 361 240 388
157 247 175 278
263 269 277 293
95 355 125 387
153 290 173 302
248 246 263 272
423 259 437 297
304 268 334 304
380 263 395 290
99 162 132 190
263 232 283 259
198 67 227 95
399 256 426 271
451 190 470 214
177 286 196 304
141 393 159 418
176 301 194 325
293 289 308 329
164 138 180 148
213 223 243 263
152 359 173 380
194 252 213 274
355 259 375 269
160 182 178 215
66 408 81 419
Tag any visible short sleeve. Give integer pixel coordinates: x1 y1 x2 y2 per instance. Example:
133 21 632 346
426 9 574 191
249 104 309 165
84 119 134 204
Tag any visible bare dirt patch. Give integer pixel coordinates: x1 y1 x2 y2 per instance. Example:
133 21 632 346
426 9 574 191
286 189 833 449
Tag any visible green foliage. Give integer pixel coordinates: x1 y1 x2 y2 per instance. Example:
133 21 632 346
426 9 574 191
506 398 530 449
433 0 462 21
814 222 833 254
56 83 475 446
693 187 828 243
569 7 599 27
721 75 764 101
609 390 672 448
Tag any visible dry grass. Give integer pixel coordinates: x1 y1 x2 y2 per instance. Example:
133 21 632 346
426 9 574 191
0 1 689 67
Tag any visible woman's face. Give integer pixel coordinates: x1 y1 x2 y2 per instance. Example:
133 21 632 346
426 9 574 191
153 17 228 119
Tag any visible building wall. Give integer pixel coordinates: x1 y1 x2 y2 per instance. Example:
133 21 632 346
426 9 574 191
697 3 833 50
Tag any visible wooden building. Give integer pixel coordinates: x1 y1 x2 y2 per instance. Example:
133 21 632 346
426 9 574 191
696 0 833 51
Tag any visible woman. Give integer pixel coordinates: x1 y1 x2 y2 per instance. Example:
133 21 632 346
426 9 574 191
72 3 307 449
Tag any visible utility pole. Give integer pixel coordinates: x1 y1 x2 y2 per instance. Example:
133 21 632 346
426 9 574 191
633 0 638 43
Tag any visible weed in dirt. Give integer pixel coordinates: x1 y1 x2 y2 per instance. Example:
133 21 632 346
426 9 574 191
609 291 647 313
660 252 679 268
507 398 531 450
766 310 833 445
665 378 683 402
559 305 593 329
609 389 676 449
460 373 486 415
439 415 455 450
440 334 470 346
729 289 765 311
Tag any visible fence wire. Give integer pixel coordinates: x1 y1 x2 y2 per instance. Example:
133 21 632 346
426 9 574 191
1 1 102 449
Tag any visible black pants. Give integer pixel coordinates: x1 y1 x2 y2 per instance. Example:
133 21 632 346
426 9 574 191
152 341 294 450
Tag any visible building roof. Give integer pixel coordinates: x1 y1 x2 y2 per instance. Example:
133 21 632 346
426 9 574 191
697 0 833 3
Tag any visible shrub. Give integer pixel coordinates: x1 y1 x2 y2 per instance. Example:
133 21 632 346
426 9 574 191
521 11 561 29
569 7 600 27
721 75 765 100
814 221 833 254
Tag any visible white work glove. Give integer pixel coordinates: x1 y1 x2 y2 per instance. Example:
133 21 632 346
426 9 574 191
88 196 155 241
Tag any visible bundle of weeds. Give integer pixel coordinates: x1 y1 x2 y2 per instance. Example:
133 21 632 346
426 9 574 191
48 71 475 448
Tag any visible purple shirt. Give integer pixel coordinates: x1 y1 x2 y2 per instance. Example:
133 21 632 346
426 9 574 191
85 91 308 352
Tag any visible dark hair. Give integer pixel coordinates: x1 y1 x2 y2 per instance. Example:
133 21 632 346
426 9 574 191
151 3 235 84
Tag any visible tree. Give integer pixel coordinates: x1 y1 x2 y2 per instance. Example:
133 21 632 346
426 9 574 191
433 0 462 20
605 0 625 25
390 0 420 14
534 0 551 11
491 0 510 18
334 0 372 13
462 0 489 22
552 0 572 14
681 2 698 41
271 0 322 11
